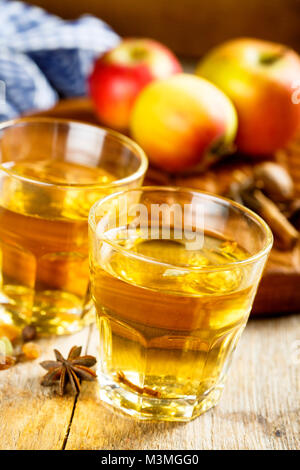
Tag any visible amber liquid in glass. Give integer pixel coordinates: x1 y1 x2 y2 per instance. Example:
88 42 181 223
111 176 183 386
0 159 115 334
92 227 255 420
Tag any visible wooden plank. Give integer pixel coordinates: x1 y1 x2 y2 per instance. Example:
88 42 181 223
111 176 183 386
65 315 300 450
0 327 90 450
30 0 300 56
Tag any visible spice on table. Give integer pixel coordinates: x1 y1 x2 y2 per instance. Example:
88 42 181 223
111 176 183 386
40 346 97 396
227 163 299 250
253 162 294 202
0 336 15 370
242 189 299 250
0 355 16 370
22 325 37 343
22 342 41 360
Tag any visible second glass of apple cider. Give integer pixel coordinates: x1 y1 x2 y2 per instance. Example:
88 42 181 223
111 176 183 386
0 118 147 335
89 187 273 421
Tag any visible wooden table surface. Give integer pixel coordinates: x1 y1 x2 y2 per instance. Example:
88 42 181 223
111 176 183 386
1 314 299 450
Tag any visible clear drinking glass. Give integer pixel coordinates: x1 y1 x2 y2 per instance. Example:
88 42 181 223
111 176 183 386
0 118 148 335
89 187 273 421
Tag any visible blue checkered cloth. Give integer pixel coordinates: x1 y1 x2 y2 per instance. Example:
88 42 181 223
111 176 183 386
0 0 120 121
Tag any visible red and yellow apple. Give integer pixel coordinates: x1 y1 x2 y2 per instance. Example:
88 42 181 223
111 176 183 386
88 38 182 131
196 38 300 156
130 73 238 173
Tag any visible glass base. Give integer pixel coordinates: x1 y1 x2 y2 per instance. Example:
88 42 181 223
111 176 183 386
97 372 224 422
0 298 95 336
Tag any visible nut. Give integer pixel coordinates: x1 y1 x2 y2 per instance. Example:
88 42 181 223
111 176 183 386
253 162 294 202
22 325 37 343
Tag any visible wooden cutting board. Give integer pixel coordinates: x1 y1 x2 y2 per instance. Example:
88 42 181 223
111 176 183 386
31 98 300 315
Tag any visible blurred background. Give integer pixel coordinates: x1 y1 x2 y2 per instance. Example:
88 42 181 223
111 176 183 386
28 0 300 56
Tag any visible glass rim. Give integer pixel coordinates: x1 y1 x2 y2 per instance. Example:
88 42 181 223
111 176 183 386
0 117 148 189
89 186 274 273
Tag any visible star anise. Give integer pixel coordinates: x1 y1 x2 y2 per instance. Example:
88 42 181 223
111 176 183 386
40 346 97 396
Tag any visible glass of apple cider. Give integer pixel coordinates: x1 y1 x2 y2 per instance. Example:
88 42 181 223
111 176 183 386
89 187 273 421
0 118 148 335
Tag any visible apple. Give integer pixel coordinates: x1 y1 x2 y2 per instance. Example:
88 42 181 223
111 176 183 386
88 38 182 131
196 38 300 156
130 73 238 173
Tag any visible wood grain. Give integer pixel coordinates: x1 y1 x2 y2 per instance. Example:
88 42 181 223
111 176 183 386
0 329 90 450
65 317 300 450
0 316 299 450
29 0 300 56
